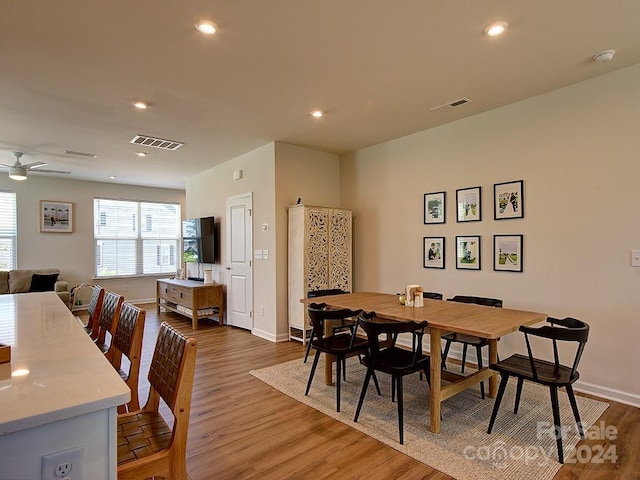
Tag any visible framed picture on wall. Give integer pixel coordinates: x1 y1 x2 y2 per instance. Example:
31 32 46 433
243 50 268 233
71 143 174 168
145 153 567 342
494 180 524 220
494 234 523 272
423 236 445 269
424 192 446 224
456 186 481 222
40 200 73 233
456 235 481 269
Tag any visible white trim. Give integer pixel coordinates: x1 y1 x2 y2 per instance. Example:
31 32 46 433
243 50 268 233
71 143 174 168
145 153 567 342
574 381 640 408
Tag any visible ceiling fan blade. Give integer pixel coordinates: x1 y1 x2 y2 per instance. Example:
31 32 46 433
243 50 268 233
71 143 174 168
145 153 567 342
28 168 71 175
23 161 48 170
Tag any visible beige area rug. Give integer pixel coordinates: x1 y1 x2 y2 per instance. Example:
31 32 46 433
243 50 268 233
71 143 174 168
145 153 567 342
250 356 609 480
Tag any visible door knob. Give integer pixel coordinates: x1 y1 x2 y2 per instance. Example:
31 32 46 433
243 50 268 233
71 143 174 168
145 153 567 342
225 266 231 270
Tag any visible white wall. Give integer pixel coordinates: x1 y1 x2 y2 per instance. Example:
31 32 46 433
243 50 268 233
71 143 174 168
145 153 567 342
186 142 341 341
275 143 341 339
341 64 640 406
0 175 184 303
187 143 277 338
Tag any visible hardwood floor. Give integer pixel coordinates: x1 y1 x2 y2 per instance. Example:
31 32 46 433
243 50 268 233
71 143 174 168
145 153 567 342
128 305 638 480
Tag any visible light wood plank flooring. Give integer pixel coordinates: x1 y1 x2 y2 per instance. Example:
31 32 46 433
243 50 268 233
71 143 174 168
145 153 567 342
123 305 638 480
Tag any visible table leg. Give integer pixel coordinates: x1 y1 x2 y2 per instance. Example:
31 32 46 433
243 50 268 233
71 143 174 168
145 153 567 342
429 328 443 433
488 338 498 397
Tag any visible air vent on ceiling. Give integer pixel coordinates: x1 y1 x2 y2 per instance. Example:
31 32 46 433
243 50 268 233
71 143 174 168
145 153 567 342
430 97 472 112
64 150 98 158
129 135 184 151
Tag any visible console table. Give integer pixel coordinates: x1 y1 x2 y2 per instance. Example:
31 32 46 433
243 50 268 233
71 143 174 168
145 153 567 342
156 278 224 329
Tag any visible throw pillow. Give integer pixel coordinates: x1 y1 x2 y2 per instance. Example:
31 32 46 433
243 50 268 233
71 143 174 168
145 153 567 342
29 273 59 292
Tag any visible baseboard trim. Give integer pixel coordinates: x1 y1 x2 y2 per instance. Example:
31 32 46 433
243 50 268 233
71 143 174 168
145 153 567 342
415 343 640 408
574 381 640 408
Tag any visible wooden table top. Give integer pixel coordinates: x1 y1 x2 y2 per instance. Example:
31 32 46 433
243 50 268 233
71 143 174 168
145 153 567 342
302 291 547 339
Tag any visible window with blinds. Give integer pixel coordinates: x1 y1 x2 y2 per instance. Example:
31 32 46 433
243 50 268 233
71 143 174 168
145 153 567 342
0 191 17 270
94 198 180 277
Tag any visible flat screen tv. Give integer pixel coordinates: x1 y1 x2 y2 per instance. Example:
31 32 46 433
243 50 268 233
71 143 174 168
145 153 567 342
182 216 216 263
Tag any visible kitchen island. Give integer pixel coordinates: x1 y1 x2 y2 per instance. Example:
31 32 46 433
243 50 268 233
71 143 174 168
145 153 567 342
0 292 129 480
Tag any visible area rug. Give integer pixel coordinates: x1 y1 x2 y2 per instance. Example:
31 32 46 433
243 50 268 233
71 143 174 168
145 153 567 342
250 356 609 480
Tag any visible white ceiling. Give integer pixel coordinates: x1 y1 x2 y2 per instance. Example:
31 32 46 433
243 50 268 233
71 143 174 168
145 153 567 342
1 1 639 189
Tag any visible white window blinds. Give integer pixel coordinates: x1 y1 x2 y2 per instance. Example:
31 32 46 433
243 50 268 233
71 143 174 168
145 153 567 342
0 191 17 270
94 198 180 277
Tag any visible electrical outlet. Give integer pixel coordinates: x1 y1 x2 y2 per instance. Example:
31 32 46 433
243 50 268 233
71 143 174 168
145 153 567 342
42 446 84 480
122 284 129 292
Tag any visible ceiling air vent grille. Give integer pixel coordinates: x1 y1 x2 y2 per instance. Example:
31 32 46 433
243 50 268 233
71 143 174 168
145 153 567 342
430 97 472 112
129 135 184 151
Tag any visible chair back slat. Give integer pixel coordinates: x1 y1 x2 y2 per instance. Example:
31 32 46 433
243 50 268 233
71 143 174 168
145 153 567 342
307 303 361 342
448 295 503 308
358 311 428 368
307 288 349 298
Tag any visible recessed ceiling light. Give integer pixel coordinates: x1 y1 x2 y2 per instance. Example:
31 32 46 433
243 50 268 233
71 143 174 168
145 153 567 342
109 176 117 179
135 152 147 157
311 110 324 118
593 49 615 63
132 101 148 109
196 20 218 35
485 21 508 37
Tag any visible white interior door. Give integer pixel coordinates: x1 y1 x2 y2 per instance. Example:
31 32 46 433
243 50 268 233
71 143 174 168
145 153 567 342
225 193 253 330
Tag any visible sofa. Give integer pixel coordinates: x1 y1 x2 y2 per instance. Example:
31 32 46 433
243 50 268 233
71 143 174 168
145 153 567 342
0 269 70 306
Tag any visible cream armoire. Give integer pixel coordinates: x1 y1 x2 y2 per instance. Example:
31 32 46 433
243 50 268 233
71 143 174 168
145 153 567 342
288 204 352 343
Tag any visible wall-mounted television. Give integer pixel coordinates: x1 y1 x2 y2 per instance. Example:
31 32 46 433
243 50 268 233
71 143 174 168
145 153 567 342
182 216 216 264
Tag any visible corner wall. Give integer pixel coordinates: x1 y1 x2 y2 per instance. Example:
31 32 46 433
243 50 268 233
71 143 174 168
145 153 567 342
340 64 640 405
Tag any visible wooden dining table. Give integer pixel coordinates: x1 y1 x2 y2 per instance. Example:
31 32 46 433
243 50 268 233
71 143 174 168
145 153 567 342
302 291 547 433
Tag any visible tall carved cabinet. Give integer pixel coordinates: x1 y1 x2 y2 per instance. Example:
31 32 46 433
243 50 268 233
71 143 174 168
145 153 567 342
288 204 353 343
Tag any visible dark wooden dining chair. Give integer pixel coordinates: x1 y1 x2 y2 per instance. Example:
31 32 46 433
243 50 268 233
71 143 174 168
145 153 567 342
441 295 503 398
304 288 350 363
305 303 379 412
354 311 430 445
105 303 146 413
487 317 589 464
422 291 443 300
94 290 124 354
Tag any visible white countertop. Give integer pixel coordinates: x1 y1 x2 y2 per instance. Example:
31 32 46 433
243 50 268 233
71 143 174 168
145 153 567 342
0 292 130 435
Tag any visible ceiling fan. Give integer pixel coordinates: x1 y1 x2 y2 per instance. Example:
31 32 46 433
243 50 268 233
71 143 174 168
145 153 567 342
1 151 71 181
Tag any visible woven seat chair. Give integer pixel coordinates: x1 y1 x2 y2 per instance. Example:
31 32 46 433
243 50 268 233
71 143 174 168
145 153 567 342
83 285 105 339
117 322 198 480
94 290 124 354
105 303 146 413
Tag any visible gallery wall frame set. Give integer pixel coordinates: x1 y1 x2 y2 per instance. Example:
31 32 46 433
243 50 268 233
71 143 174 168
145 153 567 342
423 236 445 269
40 200 73 233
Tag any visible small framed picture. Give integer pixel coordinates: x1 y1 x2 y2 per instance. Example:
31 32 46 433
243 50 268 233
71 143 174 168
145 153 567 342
424 192 446 224
423 237 445 269
494 234 523 272
40 200 73 233
456 235 481 270
494 180 524 220
456 186 481 222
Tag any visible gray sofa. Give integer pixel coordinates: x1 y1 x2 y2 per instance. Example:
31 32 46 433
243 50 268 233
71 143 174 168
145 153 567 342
0 269 70 305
